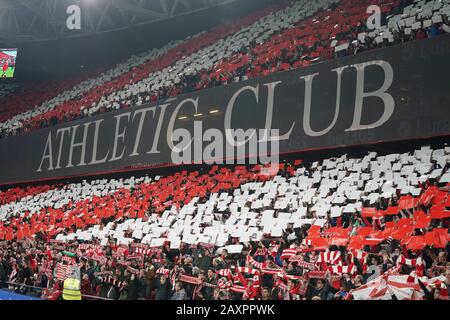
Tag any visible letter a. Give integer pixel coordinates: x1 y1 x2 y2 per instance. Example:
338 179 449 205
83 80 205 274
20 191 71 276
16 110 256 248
66 5 81 30
366 5 381 30
37 132 54 172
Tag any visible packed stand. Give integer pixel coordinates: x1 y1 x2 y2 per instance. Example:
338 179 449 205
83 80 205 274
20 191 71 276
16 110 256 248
0 84 18 100
0 0 293 138
0 144 449 300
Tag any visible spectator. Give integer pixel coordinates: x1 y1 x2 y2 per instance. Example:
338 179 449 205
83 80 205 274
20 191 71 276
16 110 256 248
170 282 187 300
155 275 171 300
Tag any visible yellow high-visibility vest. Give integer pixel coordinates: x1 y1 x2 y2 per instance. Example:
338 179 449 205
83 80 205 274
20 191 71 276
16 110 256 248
63 278 81 300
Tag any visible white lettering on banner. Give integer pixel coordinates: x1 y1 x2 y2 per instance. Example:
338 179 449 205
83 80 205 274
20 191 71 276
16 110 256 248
129 103 170 156
130 106 157 157
67 123 91 168
89 120 109 165
145 103 169 155
260 81 295 142
301 66 349 137
109 113 131 162
37 132 54 172
55 127 71 169
167 98 198 152
346 60 395 131
34 59 397 173
224 85 258 147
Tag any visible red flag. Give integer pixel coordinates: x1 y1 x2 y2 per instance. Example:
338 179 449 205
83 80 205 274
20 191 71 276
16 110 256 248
405 236 427 250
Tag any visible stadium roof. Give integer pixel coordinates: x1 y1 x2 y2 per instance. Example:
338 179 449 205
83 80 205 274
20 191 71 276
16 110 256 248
0 0 237 42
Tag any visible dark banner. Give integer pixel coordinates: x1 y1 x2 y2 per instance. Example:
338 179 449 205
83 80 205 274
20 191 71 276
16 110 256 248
1 35 450 186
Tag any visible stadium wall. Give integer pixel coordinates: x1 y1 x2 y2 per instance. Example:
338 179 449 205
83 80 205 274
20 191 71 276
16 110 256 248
0 35 450 186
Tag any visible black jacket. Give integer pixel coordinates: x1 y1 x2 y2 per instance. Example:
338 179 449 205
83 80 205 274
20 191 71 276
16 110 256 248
155 277 171 300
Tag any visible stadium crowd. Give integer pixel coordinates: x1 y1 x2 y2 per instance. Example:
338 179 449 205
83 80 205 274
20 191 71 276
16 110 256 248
1 0 450 139
0 226 449 300
0 144 449 300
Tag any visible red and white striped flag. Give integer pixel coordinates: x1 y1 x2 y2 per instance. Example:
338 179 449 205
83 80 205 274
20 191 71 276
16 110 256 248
91 254 107 264
55 263 71 281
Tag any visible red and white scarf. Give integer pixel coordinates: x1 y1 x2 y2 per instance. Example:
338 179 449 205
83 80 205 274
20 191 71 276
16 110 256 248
254 247 268 258
134 247 154 256
317 251 341 265
397 255 423 267
156 267 170 276
217 268 232 278
179 274 202 285
269 244 280 257
349 250 368 262
246 255 267 269
55 263 71 281
235 267 260 276
329 264 357 275
101 275 125 288
61 256 75 264
79 244 102 251
280 248 297 260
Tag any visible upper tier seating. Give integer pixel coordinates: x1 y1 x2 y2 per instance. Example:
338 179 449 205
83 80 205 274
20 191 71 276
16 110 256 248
0 84 18 100
0 0 292 137
1 0 448 139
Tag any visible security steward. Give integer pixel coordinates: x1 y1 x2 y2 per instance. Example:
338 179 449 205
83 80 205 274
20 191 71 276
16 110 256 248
62 266 82 300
